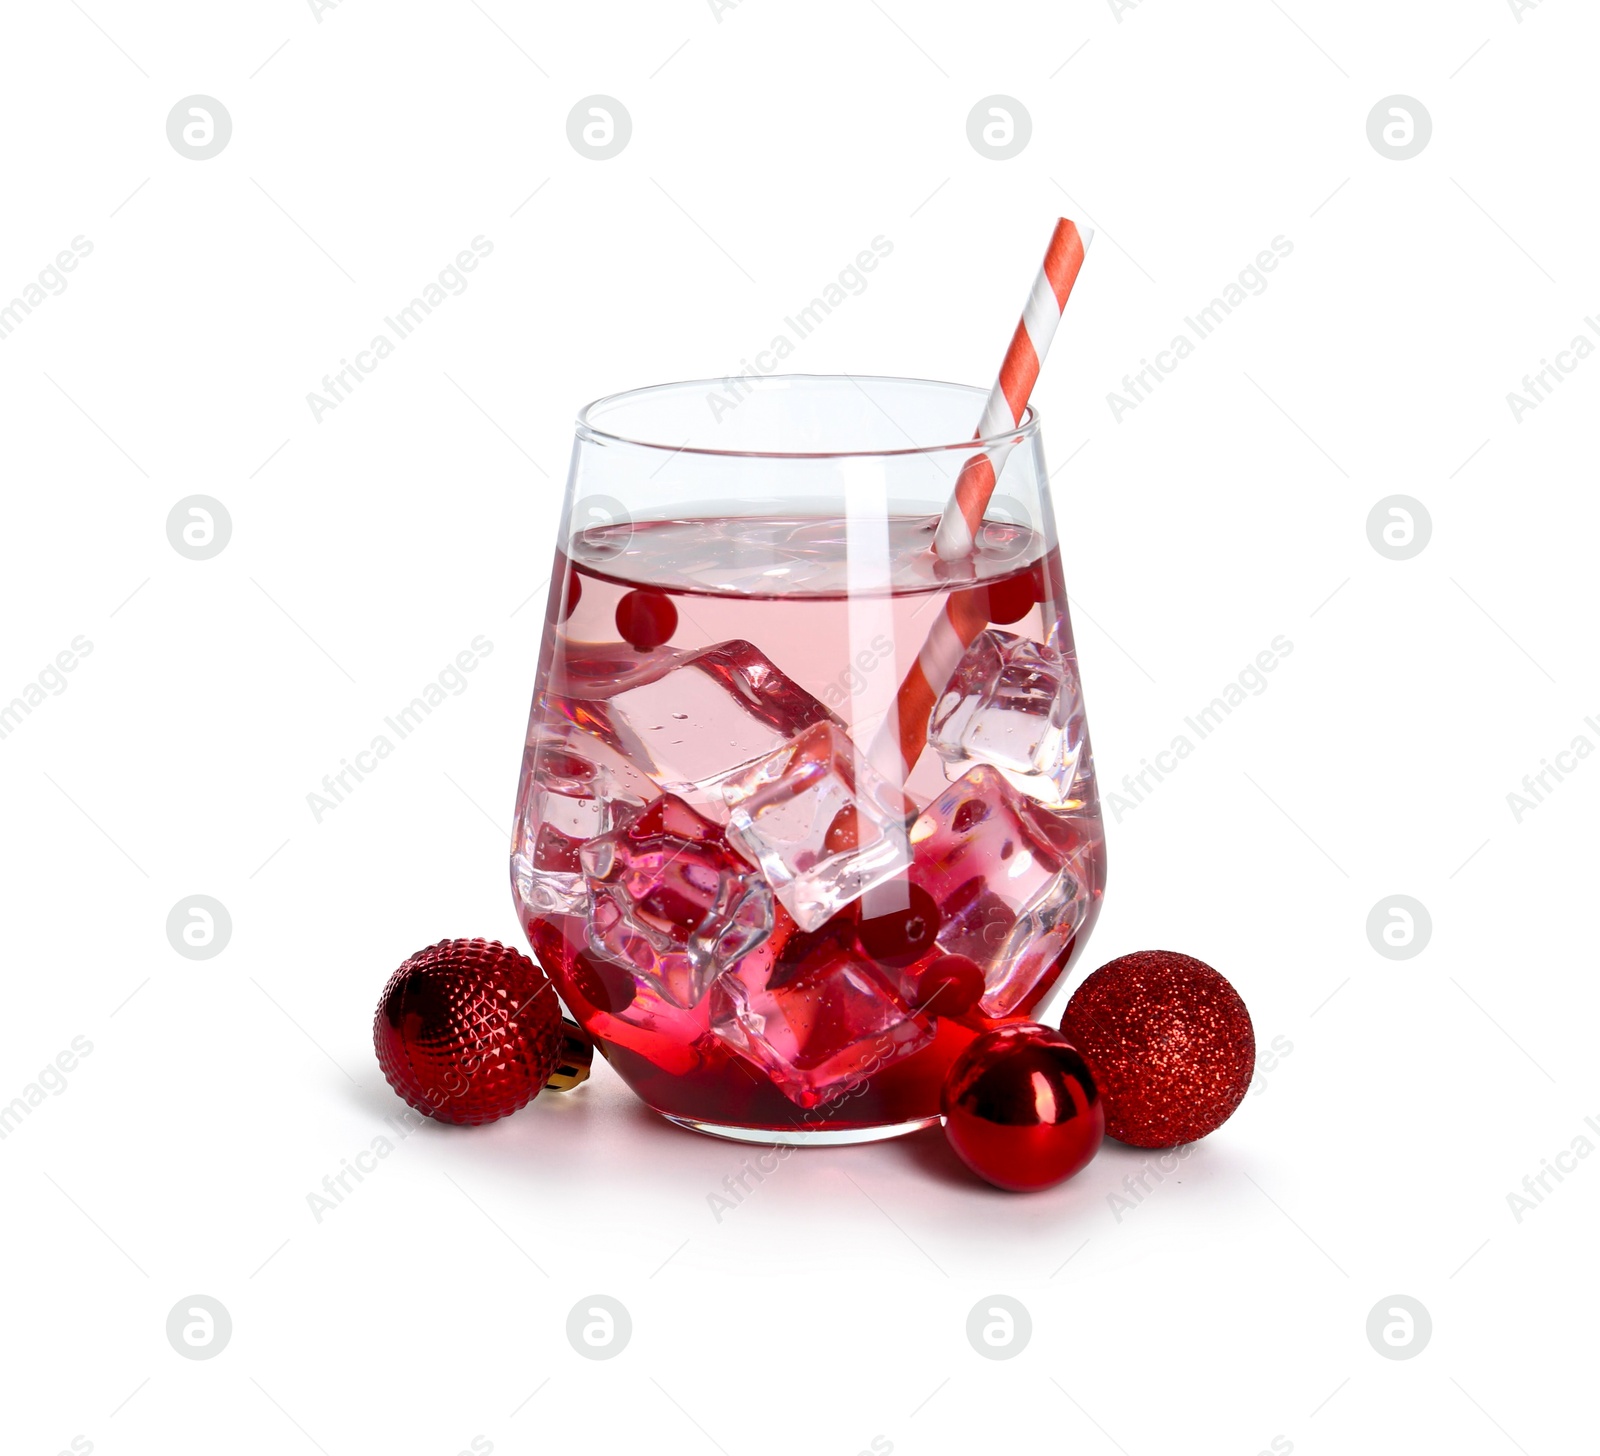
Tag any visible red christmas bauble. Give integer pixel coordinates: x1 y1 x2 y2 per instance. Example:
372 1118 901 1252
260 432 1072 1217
1061 950 1254 1149
941 1023 1104 1192
374 938 590 1125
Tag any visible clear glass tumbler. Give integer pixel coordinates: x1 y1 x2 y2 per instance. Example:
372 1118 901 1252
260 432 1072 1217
511 375 1105 1143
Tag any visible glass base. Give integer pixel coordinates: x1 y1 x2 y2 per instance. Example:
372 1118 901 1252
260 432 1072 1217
663 1113 941 1147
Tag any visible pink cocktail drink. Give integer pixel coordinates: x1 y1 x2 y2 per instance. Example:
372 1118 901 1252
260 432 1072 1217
512 509 1105 1141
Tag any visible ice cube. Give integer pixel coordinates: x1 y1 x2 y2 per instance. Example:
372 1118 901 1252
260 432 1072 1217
722 721 915 932
927 628 1092 810
709 908 934 1108
581 794 773 1010
511 856 585 917
908 765 1098 1016
597 640 843 816
547 641 686 700
511 724 658 920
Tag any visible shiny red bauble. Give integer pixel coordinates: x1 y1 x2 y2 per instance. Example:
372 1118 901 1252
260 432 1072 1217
374 938 585 1125
941 1023 1104 1191
1061 950 1254 1149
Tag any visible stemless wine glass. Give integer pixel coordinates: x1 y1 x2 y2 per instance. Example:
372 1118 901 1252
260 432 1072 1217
511 375 1105 1144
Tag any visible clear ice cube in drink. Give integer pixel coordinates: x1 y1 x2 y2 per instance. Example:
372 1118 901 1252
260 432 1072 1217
908 764 1096 1016
709 907 935 1108
511 723 659 918
597 640 843 818
927 628 1091 810
722 720 915 932
581 793 774 1009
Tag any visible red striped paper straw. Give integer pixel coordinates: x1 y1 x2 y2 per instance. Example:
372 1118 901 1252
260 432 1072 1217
932 218 1092 560
869 219 1092 781
869 585 993 781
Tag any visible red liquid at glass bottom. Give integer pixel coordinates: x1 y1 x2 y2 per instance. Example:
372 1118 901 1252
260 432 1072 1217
512 516 1105 1141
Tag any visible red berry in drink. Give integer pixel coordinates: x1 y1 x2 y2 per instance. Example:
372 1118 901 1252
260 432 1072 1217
909 954 985 1018
979 566 1037 625
855 883 941 968
547 568 583 624
615 589 677 650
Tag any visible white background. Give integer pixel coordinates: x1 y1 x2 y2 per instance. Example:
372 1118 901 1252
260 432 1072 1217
2 2 1595 1453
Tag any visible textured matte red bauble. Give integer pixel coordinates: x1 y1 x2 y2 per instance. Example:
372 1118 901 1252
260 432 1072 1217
374 939 566 1125
941 1023 1104 1191
1061 950 1254 1149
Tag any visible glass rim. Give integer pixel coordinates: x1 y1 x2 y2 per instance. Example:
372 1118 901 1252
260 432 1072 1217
574 373 1040 461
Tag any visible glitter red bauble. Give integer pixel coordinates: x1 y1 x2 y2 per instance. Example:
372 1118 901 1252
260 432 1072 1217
374 938 571 1125
1061 950 1254 1149
941 1023 1104 1192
